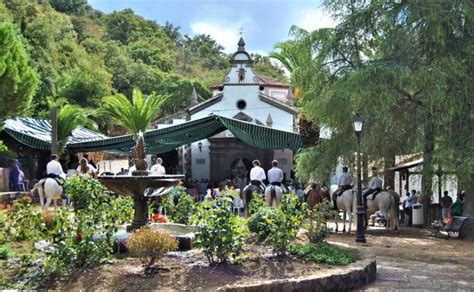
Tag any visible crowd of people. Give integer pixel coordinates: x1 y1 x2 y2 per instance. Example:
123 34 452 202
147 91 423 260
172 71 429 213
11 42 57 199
5 154 467 226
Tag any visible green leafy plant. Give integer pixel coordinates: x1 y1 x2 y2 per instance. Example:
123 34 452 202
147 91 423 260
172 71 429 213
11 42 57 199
126 227 178 270
307 200 335 243
289 243 355 265
248 191 265 215
0 244 11 259
160 187 196 225
108 195 134 225
248 206 277 241
3 195 46 241
43 177 122 276
266 194 307 256
194 198 246 264
65 176 108 210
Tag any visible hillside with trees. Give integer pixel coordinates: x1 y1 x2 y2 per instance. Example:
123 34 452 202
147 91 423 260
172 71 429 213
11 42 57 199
0 0 286 134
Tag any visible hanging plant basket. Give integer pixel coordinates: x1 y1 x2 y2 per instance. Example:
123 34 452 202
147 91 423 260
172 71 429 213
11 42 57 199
299 116 319 147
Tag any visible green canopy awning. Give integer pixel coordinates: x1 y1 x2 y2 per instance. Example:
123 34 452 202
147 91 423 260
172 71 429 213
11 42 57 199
3 117 108 151
3 114 303 153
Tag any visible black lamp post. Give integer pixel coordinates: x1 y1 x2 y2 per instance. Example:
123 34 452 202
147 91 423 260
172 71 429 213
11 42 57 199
353 113 366 243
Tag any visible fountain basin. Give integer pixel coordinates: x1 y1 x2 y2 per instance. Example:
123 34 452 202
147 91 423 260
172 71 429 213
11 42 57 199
150 223 198 250
98 174 184 231
113 223 199 251
98 174 184 196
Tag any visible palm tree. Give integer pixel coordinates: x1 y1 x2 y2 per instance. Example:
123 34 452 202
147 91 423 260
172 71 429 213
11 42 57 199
48 97 97 154
100 88 169 138
57 104 97 150
269 26 313 74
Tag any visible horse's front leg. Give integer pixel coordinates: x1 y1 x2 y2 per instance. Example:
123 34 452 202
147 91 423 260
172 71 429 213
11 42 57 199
348 209 353 234
45 198 52 208
38 190 45 207
342 211 347 233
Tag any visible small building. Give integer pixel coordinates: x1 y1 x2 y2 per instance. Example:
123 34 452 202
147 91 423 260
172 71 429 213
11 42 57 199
149 38 298 183
186 38 297 182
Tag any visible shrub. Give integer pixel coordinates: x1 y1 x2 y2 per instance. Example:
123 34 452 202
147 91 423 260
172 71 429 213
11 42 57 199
248 192 265 215
289 243 355 265
0 244 11 259
164 188 195 225
194 198 246 264
127 227 178 269
108 195 134 225
65 176 107 210
43 178 122 276
248 206 277 241
307 200 335 243
266 194 307 256
42 210 56 231
4 195 46 241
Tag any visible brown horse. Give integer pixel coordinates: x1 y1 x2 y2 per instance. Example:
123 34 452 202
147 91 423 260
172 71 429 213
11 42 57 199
306 184 330 209
241 184 263 217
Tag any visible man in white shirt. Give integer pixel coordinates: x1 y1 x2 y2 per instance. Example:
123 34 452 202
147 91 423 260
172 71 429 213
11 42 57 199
249 159 266 192
150 157 166 175
46 154 66 180
267 160 287 192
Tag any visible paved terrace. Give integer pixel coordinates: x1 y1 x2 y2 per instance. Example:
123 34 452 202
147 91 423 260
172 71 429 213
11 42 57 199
327 226 474 291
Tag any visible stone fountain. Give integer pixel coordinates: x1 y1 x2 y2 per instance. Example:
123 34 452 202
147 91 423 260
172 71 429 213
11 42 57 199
98 132 184 231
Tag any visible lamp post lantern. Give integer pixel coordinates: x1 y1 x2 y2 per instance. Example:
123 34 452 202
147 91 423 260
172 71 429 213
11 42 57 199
353 113 366 243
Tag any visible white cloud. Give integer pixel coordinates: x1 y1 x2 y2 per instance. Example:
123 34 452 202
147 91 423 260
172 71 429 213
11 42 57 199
297 8 336 32
190 21 241 53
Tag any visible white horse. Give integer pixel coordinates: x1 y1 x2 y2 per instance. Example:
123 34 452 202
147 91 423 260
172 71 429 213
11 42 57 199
334 189 357 233
32 178 65 208
366 190 400 231
264 185 284 207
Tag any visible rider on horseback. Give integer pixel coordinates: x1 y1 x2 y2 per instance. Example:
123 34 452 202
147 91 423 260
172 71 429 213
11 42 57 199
249 159 266 192
267 160 287 193
363 167 383 207
332 167 353 210
46 154 66 186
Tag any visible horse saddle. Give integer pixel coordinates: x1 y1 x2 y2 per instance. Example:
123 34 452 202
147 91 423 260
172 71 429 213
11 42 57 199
368 190 381 201
41 177 65 190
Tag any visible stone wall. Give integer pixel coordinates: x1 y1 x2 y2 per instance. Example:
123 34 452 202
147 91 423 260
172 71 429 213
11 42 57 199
219 257 376 292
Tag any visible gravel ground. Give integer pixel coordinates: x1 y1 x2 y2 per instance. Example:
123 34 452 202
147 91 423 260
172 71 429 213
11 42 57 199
327 224 474 291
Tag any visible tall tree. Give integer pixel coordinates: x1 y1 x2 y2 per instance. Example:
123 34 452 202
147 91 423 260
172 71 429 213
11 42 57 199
292 0 473 224
0 22 38 120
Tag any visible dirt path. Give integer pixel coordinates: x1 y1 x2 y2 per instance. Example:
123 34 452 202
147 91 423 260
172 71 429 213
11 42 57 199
327 226 474 291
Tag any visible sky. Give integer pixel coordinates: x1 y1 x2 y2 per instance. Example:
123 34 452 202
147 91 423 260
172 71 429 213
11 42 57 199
88 0 336 54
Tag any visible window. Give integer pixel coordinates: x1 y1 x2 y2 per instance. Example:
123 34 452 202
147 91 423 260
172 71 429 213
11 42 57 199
236 99 247 110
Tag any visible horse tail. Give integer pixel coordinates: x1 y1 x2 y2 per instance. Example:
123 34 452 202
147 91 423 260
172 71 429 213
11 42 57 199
271 186 276 200
245 187 253 208
33 180 44 206
390 191 400 229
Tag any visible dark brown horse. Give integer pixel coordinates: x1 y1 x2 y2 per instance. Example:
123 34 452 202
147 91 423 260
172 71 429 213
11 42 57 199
241 184 263 217
306 184 330 209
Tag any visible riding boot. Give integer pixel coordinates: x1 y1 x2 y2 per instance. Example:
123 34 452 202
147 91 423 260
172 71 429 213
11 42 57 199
333 199 338 210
